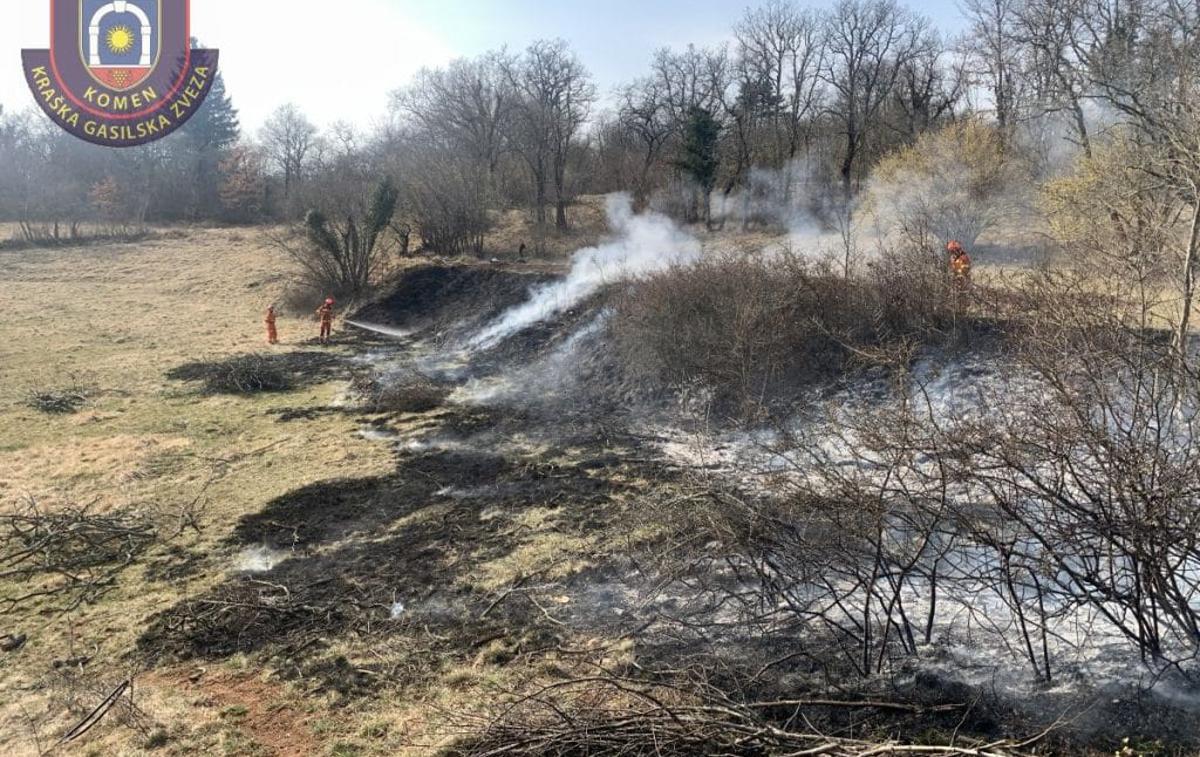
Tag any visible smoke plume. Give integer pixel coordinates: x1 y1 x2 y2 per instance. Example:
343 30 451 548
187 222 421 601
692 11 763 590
467 194 701 350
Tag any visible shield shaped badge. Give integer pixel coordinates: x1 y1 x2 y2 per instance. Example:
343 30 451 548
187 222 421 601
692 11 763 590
80 0 161 90
24 0 219 147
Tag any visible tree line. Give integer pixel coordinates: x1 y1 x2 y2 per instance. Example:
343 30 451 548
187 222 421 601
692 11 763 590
1 0 1199 263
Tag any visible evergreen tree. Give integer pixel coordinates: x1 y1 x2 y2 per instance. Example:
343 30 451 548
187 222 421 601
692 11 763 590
165 71 239 219
676 106 722 229
157 37 242 220
182 72 240 152
183 37 241 152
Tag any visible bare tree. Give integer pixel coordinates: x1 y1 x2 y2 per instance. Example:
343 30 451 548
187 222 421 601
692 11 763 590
1011 0 1094 156
822 0 934 199
392 52 515 177
650 44 732 134
617 79 674 207
891 39 967 139
505 39 595 230
260 103 318 201
962 0 1025 135
734 0 827 165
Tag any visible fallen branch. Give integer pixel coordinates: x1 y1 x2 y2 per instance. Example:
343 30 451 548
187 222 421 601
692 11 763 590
59 678 130 744
0 499 157 613
448 676 1048 757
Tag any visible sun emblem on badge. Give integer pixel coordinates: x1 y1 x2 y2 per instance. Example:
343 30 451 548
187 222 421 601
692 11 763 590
105 25 136 55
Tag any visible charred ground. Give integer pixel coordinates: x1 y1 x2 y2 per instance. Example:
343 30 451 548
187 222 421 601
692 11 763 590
5 242 1197 756
134 260 1171 755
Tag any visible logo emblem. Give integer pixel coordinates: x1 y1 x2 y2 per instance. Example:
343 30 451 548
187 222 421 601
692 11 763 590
22 1 219 147
82 0 161 91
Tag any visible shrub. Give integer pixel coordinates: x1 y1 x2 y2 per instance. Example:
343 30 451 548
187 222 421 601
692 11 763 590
403 149 494 255
864 118 1031 249
612 246 960 416
277 177 399 299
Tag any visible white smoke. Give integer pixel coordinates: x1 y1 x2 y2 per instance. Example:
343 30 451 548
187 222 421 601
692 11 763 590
452 312 611 405
234 545 292 573
711 158 822 240
467 194 701 350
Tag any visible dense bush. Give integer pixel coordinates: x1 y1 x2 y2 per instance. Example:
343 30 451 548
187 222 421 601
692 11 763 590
864 119 1031 249
288 177 400 298
612 245 961 415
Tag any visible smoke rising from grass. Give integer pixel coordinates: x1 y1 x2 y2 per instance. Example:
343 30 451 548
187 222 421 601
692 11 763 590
467 194 701 350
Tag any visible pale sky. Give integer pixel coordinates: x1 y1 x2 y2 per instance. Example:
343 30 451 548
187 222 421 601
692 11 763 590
2 1 967 134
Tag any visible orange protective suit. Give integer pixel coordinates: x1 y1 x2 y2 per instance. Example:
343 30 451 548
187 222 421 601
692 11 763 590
950 251 972 284
265 306 279 345
316 301 334 343
947 241 972 287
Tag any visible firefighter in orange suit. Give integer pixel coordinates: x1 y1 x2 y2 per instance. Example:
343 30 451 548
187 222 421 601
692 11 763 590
265 304 279 345
947 240 972 287
316 298 335 344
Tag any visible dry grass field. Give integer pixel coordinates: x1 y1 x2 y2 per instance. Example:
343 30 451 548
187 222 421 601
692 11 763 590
0 214 643 756
0 228 402 755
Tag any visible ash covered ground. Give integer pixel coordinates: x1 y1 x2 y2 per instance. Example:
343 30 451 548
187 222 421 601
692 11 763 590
131 231 1200 755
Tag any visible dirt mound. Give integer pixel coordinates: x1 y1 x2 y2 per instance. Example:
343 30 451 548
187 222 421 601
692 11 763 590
352 264 557 337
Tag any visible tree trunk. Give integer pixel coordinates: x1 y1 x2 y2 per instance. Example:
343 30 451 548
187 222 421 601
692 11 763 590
1174 195 1200 363
841 132 857 202
554 153 569 230
1066 92 1092 159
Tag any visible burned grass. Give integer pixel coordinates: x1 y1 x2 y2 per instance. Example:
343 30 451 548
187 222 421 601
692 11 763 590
352 264 557 338
441 673 1015 757
142 544 207 584
350 370 451 414
230 475 415 549
166 351 343 395
136 433 670 676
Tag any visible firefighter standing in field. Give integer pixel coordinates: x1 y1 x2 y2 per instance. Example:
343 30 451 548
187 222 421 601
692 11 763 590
316 297 335 344
265 304 279 345
947 240 972 289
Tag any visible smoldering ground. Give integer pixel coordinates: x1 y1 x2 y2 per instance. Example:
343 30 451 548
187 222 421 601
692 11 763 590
135 201 1200 753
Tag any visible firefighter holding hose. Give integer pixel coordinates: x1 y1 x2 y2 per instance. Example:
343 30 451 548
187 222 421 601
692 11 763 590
316 297 335 344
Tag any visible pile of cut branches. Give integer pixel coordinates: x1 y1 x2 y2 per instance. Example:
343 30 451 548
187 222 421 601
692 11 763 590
138 574 362 660
25 373 94 414
167 354 292 394
350 370 449 413
448 676 1046 757
0 500 157 612
26 387 89 414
